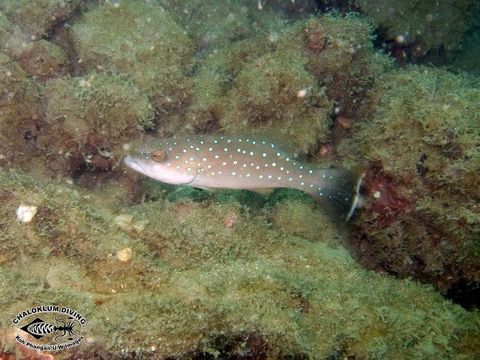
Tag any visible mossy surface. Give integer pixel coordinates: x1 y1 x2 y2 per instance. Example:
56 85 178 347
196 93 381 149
0 170 479 359
71 0 193 113
338 65 480 303
0 0 81 38
39 72 154 177
0 52 42 168
353 0 479 56
15 39 68 82
0 1 478 357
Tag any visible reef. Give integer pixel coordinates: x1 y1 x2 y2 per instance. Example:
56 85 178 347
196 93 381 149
338 66 480 308
352 0 480 58
0 170 479 358
70 1 194 114
0 0 479 358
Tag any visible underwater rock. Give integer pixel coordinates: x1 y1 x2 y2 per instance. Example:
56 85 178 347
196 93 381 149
338 65 480 308
221 48 332 153
70 0 193 115
0 53 43 169
40 73 154 178
186 14 389 154
0 169 479 358
14 39 68 82
0 0 82 39
353 0 479 59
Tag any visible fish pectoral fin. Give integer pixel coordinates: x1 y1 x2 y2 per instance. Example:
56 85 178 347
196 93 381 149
250 188 274 196
181 172 200 185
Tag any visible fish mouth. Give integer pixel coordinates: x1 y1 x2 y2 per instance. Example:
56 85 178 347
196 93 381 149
124 155 146 174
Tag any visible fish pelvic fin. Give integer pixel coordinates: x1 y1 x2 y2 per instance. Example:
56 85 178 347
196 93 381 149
308 167 365 221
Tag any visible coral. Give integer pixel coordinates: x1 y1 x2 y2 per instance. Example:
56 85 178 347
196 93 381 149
70 0 193 114
338 65 480 307
39 73 154 177
0 169 479 358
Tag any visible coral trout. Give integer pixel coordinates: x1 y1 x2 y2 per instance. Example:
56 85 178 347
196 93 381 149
124 135 363 219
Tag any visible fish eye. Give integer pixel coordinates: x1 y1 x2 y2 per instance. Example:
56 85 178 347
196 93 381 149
151 149 168 163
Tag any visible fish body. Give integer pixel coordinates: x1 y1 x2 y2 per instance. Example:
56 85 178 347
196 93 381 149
124 135 363 219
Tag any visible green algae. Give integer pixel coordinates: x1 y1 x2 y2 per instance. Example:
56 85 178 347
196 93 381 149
0 169 479 358
71 0 193 114
0 0 478 357
338 65 480 300
352 0 479 56
39 72 154 176
0 0 81 38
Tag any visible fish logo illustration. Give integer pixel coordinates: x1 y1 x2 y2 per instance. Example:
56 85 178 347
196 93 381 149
20 317 77 341
12 305 87 352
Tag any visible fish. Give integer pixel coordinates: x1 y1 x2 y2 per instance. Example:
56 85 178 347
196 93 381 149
124 135 364 220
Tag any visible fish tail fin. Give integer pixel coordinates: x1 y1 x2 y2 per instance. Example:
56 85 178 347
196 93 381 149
307 167 365 220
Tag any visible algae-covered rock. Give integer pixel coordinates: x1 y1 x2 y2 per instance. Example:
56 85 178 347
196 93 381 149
0 12 12 50
71 0 193 114
0 0 81 39
14 39 68 81
185 14 389 154
0 169 479 358
353 0 479 57
221 48 332 153
338 65 480 306
0 53 42 168
39 73 154 177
